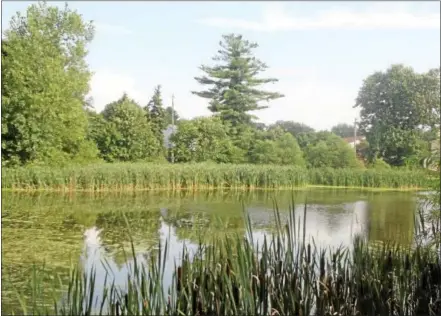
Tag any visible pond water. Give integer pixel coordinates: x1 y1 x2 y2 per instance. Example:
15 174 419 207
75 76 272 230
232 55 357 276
1 189 423 314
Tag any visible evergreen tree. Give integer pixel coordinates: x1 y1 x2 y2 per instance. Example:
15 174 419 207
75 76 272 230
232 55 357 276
192 34 284 130
147 85 167 149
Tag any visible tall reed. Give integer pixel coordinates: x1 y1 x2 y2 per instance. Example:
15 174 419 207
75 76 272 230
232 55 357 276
2 163 434 191
12 204 441 316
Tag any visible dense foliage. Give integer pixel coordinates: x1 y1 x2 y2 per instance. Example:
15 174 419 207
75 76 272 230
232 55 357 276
355 64 440 166
1 2 439 175
302 132 363 169
1 2 96 167
91 94 163 162
171 116 243 163
248 128 305 166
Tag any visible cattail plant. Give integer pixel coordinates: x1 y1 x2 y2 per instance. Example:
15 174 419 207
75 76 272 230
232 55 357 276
2 163 433 191
6 203 441 316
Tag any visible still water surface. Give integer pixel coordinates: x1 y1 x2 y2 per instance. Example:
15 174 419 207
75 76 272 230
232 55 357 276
1 189 422 313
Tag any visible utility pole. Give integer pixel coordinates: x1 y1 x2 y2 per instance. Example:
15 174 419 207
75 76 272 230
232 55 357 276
171 94 175 126
170 94 175 164
354 118 357 155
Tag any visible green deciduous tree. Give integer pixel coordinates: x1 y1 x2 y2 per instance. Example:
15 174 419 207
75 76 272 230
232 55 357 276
95 93 162 162
367 125 429 167
331 123 355 138
354 64 440 166
85 109 109 159
248 140 280 165
1 1 96 166
303 132 362 168
171 116 244 163
192 33 284 130
249 128 305 166
273 134 304 167
296 132 318 150
269 121 315 138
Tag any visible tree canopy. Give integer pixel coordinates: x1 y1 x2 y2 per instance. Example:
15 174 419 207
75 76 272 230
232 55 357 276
269 121 315 138
1 2 438 172
331 123 355 138
94 94 162 162
1 2 96 166
171 116 243 163
302 132 361 169
354 64 440 166
249 128 305 166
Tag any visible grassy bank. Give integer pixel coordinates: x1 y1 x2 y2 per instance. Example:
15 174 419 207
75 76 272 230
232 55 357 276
2 163 435 192
10 206 441 316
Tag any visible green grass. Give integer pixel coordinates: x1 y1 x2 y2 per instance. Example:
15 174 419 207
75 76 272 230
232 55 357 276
2 163 436 192
9 204 441 316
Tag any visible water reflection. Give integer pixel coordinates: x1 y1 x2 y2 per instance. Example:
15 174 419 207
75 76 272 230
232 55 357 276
79 216 203 313
243 201 369 249
77 200 371 312
366 193 416 244
1 189 421 314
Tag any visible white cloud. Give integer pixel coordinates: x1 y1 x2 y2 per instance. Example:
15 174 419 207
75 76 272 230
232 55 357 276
87 68 359 131
88 70 149 111
94 22 133 35
88 69 211 120
262 82 359 131
198 3 440 31
252 68 360 130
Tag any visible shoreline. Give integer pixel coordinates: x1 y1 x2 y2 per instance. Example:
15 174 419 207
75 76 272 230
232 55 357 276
1 184 428 193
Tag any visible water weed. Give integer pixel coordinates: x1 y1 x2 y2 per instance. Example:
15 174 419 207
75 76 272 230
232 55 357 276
11 204 441 316
2 163 435 191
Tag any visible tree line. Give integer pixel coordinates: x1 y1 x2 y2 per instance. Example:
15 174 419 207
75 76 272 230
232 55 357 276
2 2 439 169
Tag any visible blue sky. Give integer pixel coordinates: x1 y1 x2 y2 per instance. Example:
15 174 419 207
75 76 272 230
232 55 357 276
2 1 440 130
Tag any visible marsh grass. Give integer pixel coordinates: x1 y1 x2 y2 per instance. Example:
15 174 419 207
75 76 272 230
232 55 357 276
2 163 435 191
10 203 441 316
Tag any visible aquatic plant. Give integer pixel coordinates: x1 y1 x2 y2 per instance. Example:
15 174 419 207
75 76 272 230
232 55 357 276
2 163 435 191
10 204 441 316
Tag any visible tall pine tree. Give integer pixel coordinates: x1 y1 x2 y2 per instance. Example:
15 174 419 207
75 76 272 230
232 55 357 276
147 85 167 151
192 34 284 130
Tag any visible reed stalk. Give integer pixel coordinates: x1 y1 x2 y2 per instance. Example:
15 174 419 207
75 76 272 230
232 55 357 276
2 163 435 192
9 202 441 316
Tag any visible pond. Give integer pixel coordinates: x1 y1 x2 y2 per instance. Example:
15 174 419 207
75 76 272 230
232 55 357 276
1 189 423 314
